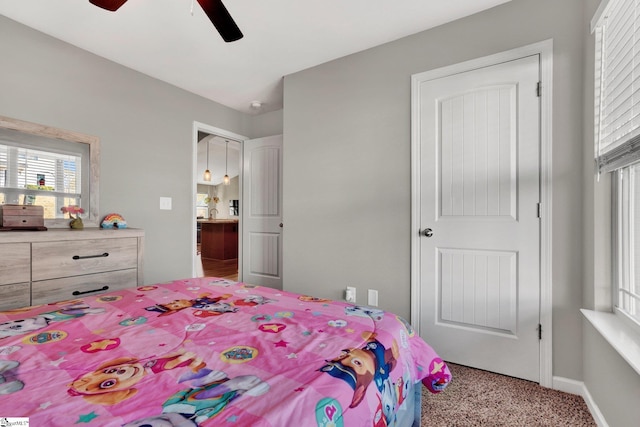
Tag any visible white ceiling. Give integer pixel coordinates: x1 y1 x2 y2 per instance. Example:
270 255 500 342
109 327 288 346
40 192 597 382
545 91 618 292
0 0 510 114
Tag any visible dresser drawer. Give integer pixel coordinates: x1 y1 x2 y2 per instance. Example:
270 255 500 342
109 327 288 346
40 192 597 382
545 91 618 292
0 282 30 310
32 238 138 281
0 243 30 285
32 269 137 305
2 215 45 228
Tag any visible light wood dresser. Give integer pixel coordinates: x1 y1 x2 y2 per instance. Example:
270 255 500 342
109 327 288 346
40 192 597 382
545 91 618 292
0 228 144 310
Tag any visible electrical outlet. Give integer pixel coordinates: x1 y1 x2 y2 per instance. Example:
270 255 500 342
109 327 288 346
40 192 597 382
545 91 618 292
368 289 378 306
345 286 356 303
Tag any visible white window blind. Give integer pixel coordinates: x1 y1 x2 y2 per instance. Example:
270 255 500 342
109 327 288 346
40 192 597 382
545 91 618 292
0 144 81 195
594 0 640 173
0 142 83 218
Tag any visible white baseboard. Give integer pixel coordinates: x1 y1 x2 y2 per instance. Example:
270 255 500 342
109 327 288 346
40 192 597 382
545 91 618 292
552 376 608 427
552 376 583 395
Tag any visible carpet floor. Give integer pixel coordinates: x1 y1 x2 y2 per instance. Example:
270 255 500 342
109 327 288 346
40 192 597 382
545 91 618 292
421 363 596 426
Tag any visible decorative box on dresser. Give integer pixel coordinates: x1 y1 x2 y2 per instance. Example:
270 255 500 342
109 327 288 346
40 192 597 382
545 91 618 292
0 228 144 310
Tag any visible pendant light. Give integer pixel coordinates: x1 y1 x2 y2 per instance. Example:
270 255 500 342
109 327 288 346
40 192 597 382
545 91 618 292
203 139 211 182
223 140 230 185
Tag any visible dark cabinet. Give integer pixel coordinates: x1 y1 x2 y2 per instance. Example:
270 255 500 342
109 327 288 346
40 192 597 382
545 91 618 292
200 221 238 260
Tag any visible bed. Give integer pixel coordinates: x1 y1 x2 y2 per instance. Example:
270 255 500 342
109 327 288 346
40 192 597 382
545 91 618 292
0 277 450 426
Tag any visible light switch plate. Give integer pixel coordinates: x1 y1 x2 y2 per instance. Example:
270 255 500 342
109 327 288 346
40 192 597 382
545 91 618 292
159 197 172 210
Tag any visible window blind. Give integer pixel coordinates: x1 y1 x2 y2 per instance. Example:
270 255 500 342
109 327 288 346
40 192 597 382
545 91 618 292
594 0 640 173
0 144 82 195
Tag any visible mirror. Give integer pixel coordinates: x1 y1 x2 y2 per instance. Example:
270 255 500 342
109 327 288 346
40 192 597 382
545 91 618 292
0 115 100 228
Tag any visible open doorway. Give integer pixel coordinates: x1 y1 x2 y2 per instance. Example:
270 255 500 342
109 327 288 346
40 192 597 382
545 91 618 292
192 122 246 281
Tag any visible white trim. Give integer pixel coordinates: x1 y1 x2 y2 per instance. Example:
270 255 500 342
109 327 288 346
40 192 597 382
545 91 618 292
191 121 247 279
591 0 612 32
410 39 554 387
539 39 554 389
552 376 609 427
581 309 640 376
409 73 422 337
552 375 584 396
582 384 609 427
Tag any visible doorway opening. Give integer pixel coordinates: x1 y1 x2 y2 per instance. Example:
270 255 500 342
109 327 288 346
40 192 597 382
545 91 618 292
192 122 247 281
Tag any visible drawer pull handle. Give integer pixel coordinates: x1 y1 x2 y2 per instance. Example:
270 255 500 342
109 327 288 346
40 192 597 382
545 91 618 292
72 286 109 296
73 252 109 260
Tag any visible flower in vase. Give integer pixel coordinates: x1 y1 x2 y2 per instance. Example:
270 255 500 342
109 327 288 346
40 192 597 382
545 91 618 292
61 205 85 219
61 205 85 229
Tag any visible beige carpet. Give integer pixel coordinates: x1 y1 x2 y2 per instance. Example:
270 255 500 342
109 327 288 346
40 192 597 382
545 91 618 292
421 363 596 426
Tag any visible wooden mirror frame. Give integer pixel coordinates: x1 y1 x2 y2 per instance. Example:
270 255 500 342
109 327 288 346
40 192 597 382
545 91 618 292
0 115 100 228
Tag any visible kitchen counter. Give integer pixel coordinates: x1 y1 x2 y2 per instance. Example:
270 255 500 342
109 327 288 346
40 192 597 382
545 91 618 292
199 220 238 260
197 218 239 224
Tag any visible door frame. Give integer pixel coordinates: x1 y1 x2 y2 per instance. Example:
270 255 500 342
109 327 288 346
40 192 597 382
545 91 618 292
409 39 553 387
191 121 247 280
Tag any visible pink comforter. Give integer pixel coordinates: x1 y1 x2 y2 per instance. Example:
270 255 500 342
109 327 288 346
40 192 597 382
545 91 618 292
0 278 450 426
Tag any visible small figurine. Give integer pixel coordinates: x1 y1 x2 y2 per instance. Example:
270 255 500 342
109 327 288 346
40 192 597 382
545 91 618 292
101 213 127 229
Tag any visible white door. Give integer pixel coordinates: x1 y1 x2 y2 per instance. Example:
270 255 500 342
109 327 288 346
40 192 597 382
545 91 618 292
241 135 283 289
417 55 541 382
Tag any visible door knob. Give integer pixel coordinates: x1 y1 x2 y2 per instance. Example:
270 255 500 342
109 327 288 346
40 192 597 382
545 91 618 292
422 228 433 237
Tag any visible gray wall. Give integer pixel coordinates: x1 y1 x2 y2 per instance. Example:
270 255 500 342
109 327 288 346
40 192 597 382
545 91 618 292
283 0 587 381
248 108 284 139
580 1 640 425
214 176 240 219
583 320 640 426
0 15 281 285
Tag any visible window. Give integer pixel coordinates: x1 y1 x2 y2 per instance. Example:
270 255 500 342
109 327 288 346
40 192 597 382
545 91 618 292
196 193 209 218
594 0 640 325
0 141 85 218
615 164 640 324
0 116 99 228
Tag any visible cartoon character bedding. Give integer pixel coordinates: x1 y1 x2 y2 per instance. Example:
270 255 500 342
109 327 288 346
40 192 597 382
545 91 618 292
0 278 450 426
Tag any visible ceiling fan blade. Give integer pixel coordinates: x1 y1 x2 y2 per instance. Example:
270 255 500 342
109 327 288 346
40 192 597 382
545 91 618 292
89 0 128 12
197 0 243 42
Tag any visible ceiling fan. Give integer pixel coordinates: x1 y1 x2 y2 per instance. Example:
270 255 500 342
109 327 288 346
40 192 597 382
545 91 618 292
89 0 243 42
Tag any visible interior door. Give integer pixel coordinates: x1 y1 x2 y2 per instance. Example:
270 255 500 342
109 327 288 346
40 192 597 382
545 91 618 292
241 135 283 289
418 55 541 382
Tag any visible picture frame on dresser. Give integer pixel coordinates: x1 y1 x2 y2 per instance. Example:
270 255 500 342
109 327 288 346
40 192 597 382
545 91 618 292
0 115 99 228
